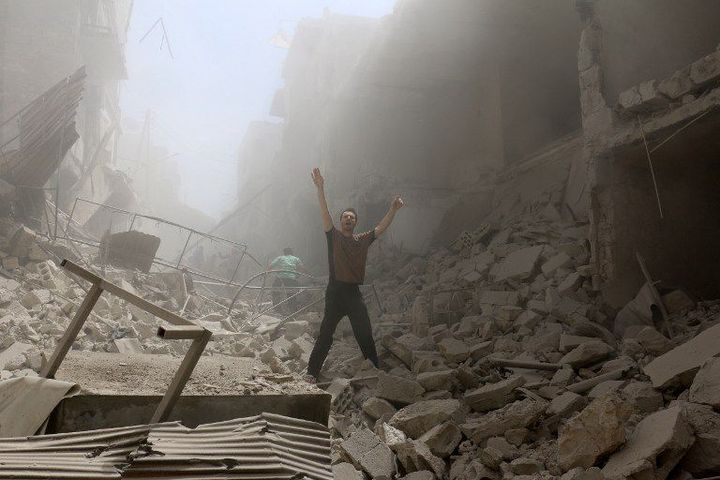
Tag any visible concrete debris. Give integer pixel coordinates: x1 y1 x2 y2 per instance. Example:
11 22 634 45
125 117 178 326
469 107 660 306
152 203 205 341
558 339 612 368
643 322 720 389
464 375 525 412
688 357 720 408
389 399 464 439
557 393 632 470
602 405 694 480
339 428 397 478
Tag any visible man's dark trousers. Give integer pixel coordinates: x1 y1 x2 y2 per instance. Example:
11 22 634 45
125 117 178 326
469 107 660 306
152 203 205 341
307 281 378 377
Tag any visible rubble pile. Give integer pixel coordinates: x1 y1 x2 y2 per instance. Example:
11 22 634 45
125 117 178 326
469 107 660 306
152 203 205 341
3 197 720 479
309 206 720 479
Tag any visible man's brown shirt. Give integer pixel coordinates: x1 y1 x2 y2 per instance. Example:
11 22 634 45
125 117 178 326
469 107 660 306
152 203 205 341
326 227 375 284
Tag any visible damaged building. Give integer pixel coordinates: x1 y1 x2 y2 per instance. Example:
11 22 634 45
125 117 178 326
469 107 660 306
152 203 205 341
2 0 720 479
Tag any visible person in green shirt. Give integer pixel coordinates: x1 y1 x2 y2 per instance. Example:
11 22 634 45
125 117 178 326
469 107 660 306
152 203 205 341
269 248 304 313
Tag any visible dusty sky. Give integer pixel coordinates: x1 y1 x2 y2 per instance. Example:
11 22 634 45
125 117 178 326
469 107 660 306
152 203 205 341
121 0 395 220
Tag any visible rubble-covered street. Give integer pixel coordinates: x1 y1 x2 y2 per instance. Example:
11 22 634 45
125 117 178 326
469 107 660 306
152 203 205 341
3 0 720 479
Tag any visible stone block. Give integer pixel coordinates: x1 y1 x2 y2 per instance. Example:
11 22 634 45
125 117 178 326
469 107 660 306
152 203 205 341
376 372 425 406
510 457 543 475
679 402 720 476
602 405 693 480
464 376 525 412
547 391 586 417
362 396 397 420
416 369 454 391
395 440 446 479
559 340 612 368
489 245 543 282
658 65 694 99
690 50 720 88
461 398 547 444
339 428 396 479
389 399 464 438
689 357 720 408
332 462 364 480
643 321 720 389
557 393 632 470
437 338 470 363
0 342 33 371
635 326 670 355
559 334 595 353
618 79 669 113
622 381 663 413
419 421 462 458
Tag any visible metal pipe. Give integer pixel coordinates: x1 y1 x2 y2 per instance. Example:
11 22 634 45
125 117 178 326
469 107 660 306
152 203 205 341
251 289 304 321
176 231 192 268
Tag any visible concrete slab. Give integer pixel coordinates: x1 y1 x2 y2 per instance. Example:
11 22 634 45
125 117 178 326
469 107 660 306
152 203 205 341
643 322 720 389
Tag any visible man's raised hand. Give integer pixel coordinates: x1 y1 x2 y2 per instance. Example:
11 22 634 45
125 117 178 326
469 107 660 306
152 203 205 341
392 195 405 211
311 168 324 189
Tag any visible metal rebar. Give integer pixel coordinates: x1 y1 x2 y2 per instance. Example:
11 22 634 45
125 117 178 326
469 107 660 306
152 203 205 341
637 118 664 219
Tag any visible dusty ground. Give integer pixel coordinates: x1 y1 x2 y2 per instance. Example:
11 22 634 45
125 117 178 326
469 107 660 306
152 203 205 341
55 350 320 396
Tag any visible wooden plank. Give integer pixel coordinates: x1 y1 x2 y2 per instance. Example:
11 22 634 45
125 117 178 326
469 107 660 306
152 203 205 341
61 259 193 327
157 325 205 340
41 283 103 378
151 329 212 423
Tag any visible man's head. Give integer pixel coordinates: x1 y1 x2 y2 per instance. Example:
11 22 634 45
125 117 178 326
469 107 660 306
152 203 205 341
340 208 358 233
283 247 293 256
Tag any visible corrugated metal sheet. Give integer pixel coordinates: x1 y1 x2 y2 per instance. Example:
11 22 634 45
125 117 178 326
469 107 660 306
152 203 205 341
0 413 332 479
0 67 85 187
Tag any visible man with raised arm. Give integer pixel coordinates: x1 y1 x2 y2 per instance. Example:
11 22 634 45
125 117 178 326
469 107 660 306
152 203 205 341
307 167 404 382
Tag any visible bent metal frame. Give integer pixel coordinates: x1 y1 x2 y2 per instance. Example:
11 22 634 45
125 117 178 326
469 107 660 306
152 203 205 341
41 259 212 424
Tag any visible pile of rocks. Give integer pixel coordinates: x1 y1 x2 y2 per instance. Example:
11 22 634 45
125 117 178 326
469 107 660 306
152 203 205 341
311 209 720 479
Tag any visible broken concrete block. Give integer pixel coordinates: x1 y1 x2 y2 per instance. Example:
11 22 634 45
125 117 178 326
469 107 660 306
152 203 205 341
326 378 353 414
621 381 663 414
643 321 720 389
489 245 543 282
0 342 33 371
375 421 408 450
618 79 668 113
635 326 670 355
689 357 720 408
437 338 470 363
559 340 612 368
657 64 694 99
464 376 525 412
376 372 425 405
602 405 693 480
113 338 143 354
547 391 586 418
419 421 462 458
395 440 446 479
383 333 430 367
363 397 397 420
416 369 454 391
461 398 547 444
559 334 595 353
679 402 720 476
557 393 632 470
541 252 573 276
690 50 720 88
332 462 364 480
339 428 396 479
389 399 464 438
